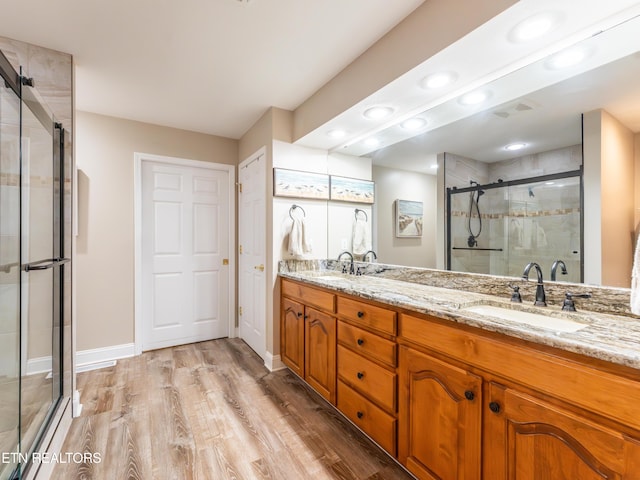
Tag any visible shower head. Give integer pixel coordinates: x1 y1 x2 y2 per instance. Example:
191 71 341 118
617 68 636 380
528 187 535 198
478 189 485 197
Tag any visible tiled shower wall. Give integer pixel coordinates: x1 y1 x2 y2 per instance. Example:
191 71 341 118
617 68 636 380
445 145 582 280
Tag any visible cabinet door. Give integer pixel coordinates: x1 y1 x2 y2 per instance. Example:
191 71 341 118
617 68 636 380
398 346 482 480
485 383 640 480
305 307 336 404
281 297 305 377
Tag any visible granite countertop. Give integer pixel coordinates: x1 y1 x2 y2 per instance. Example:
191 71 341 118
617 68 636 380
280 270 640 371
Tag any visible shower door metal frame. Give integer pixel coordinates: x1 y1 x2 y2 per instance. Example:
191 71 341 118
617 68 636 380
445 168 584 280
0 49 67 480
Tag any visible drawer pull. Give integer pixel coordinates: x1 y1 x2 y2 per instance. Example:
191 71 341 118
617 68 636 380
357 338 364 346
489 401 501 413
357 371 364 380
357 311 365 318
356 411 364 419
464 390 475 401
297 312 303 318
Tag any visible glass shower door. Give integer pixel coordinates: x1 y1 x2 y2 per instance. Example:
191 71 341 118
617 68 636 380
19 81 63 463
0 66 22 480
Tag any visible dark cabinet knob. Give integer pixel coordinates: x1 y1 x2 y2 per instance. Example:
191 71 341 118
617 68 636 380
357 311 365 318
357 338 364 346
464 390 475 401
489 401 501 413
357 411 364 419
304 315 309 320
357 372 364 380
297 312 302 317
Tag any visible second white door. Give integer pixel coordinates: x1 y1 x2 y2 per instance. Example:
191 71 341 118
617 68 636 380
141 158 230 351
238 152 266 359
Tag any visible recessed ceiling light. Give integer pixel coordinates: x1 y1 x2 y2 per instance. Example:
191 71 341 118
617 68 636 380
363 106 394 120
364 137 380 147
459 90 490 106
505 142 527 151
327 129 347 139
545 181 555 185
509 13 560 43
546 47 588 69
400 117 427 130
420 72 457 89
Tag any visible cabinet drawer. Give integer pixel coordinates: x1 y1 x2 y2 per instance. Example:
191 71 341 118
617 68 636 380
338 345 396 413
337 296 396 336
282 279 335 312
338 321 397 368
338 381 396 455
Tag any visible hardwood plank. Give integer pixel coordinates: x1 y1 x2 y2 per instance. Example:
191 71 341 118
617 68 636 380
52 339 413 480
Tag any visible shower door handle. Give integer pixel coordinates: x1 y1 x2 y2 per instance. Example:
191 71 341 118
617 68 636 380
24 257 70 272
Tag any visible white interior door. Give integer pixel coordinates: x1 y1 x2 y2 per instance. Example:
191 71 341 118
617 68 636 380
238 152 266 358
141 159 230 351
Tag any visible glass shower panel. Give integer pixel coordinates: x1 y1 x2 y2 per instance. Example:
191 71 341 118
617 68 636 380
506 177 581 282
20 85 60 461
0 74 22 480
447 172 582 281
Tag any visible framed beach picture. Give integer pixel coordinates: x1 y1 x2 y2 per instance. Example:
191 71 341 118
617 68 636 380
330 176 375 204
273 168 330 200
395 199 423 237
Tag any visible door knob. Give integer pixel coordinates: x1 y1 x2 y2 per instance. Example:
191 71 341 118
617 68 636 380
254 264 264 271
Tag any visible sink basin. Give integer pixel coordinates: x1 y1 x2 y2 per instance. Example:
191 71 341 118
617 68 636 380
312 274 349 282
462 304 588 333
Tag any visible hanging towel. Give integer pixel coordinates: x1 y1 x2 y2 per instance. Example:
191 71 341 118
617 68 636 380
352 217 371 255
631 233 640 315
535 221 548 248
509 218 523 248
288 217 312 258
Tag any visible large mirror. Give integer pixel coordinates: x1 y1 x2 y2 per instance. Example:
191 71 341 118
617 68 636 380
346 13 640 288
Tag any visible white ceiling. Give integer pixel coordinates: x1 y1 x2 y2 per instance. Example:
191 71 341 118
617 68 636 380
0 0 424 138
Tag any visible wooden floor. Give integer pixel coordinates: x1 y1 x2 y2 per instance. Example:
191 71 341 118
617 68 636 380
53 338 414 480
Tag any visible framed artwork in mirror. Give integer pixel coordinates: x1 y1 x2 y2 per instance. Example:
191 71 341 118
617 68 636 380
330 175 375 204
273 168 329 200
396 199 423 237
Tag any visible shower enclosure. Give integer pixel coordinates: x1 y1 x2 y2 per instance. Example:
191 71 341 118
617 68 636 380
446 170 583 283
1 50 69 479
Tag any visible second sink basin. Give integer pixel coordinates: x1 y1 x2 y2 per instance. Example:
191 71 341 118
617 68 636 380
462 304 588 333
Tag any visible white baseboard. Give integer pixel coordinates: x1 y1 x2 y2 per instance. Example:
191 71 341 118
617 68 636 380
76 342 135 368
26 355 52 376
264 352 286 372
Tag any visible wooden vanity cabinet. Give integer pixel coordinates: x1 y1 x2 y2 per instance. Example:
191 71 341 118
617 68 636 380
399 312 640 480
484 382 640 480
281 277 640 480
398 346 482 480
336 298 398 456
281 279 337 403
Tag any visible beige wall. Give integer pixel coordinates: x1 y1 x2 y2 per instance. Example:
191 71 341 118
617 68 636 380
583 109 635 288
600 111 635 287
292 0 517 141
75 111 238 351
373 166 437 268
635 133 640 234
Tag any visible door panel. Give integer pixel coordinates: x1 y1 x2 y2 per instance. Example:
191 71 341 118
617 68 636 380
398 346 482 480
485 383 640 480
281 297 304 377
238 154 266 358
305 307 336 403
0 78 22 480
142 160 229 350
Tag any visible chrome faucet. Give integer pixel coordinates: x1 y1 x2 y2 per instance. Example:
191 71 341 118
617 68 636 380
522 262 547 307
337 251 354 274
362 250 377 262
550 260 568 281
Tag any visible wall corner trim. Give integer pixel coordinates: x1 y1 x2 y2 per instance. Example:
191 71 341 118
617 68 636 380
264 352 286 372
